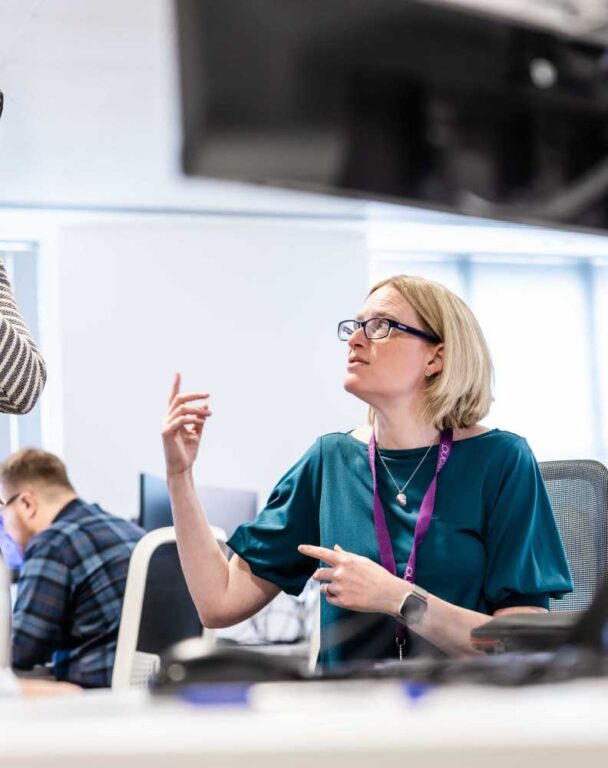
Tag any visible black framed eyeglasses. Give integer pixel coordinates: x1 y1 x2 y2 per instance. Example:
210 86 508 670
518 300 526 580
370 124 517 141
0 492 20 510
338 318 441 343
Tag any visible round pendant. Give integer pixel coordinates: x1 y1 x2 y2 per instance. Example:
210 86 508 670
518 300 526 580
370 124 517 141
396 493 407 507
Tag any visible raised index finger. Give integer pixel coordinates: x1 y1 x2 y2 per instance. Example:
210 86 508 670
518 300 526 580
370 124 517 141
298 544 341 566
168 372 181 404
168 376 210 409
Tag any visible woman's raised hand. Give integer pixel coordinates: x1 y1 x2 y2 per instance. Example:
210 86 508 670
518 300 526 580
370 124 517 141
162 373 212 477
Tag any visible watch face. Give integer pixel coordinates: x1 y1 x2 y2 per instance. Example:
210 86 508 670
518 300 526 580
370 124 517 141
400 592 426 624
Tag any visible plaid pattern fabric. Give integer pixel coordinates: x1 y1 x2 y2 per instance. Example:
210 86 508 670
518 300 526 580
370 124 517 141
11 499 144 688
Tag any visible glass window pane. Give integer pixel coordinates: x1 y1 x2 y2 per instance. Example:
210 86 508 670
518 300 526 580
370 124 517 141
593 263 608 464
469 262 593 460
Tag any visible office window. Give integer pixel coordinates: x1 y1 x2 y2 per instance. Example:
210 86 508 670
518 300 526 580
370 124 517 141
469 259 595 459
594 262 608 451
0 245 42 457
369 221 608 464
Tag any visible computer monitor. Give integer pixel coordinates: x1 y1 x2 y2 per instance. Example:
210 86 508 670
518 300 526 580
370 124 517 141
138 473 257 539
175 0 608 232
138 474 172 532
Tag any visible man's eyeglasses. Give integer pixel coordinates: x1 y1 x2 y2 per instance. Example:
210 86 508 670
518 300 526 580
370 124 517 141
0 492 20 510
338 318 441 343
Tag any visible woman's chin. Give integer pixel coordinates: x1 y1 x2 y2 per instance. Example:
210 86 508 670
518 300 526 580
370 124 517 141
344 376 366 398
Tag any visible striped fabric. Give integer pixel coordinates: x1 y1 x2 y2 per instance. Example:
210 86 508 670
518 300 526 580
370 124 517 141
12 499 144 688
0 259 46 414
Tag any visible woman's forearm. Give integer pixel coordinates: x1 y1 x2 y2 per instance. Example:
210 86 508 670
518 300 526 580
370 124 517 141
413 592 492 656
304 543 506 656
167 470 231 625
168 470 279 627
384 577 542 656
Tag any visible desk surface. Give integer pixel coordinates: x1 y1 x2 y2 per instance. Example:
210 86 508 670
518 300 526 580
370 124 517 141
1 678 607 768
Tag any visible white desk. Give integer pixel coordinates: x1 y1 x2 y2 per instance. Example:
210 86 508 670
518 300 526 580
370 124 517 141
1 678 607 768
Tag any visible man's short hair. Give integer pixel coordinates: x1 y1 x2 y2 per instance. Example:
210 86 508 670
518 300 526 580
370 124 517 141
0 448 75 492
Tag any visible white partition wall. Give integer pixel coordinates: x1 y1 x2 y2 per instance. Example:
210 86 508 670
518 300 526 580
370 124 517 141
56 215 368 520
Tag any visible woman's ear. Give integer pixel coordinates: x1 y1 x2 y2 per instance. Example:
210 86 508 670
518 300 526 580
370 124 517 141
425 343 444 377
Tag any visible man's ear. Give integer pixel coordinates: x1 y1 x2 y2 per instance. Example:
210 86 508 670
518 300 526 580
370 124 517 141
425 343 444 377
18 491 37 521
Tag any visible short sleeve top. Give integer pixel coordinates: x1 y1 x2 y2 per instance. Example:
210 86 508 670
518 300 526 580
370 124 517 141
228 429 573 668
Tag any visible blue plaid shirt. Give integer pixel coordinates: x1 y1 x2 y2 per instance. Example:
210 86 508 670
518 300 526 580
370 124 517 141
12 499 144 688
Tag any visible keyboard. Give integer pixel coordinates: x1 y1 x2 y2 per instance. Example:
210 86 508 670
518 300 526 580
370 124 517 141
318 647 606 686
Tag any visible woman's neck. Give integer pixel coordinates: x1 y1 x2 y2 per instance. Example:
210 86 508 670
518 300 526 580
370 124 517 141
373 406 439 450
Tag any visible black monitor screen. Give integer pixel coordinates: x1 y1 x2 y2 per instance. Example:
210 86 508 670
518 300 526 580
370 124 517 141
176 0 608 232
138 473 257 540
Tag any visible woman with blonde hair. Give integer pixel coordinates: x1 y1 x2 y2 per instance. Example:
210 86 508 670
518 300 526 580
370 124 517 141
162 275 571 666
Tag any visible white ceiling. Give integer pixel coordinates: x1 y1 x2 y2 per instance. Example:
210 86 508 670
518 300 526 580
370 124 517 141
1 1 606 217
0 0 365 216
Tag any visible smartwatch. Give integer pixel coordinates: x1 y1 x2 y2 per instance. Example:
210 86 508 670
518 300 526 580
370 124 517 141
397 584 428 625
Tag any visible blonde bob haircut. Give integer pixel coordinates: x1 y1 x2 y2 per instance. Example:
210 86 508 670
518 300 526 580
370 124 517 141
368 275 493 430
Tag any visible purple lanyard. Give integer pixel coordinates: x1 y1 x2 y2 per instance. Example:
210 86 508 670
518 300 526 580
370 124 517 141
367 428 453 649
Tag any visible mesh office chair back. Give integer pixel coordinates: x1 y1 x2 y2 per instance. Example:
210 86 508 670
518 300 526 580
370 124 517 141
540 460 608 612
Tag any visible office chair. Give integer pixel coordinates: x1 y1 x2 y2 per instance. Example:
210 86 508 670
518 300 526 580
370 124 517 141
112 525 227 689
0 556 11 668
540 460 608 612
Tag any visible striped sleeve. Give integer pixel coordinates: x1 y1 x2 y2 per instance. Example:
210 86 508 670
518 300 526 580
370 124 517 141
0 259 46 414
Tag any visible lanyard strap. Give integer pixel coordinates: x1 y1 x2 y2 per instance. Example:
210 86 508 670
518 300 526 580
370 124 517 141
367 428 453 584
368 428 453 652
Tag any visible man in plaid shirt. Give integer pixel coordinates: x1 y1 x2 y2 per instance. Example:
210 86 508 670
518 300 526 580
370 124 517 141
0 449 144 687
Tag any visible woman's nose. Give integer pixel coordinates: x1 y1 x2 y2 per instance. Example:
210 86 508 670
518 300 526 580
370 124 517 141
348 327 366 348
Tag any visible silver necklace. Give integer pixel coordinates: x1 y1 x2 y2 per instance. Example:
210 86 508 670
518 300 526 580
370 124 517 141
376 438 434 507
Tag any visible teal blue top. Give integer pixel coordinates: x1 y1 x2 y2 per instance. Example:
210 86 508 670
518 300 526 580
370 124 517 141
228 429 573 668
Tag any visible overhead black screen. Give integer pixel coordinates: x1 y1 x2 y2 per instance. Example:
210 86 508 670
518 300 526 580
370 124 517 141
175 0 608 231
